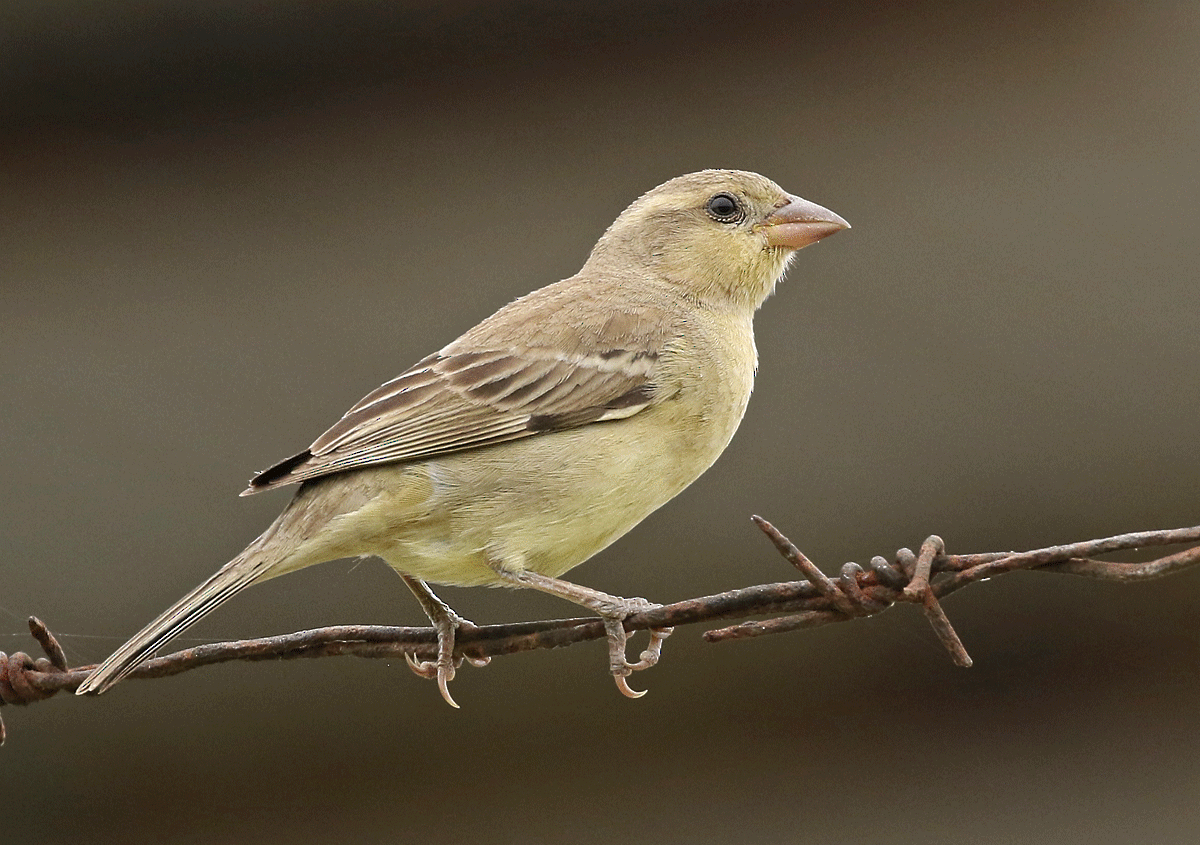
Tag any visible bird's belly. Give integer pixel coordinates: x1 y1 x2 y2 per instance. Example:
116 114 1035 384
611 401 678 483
339 397 743 588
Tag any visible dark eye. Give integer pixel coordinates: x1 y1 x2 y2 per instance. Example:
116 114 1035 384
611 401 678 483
705 192 743 223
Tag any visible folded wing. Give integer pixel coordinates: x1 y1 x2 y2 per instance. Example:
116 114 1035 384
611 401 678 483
243 345 660 494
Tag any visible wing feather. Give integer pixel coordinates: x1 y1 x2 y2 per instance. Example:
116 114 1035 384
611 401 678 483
243 345 661 494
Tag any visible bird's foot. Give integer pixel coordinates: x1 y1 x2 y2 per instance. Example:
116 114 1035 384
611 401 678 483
596 597 673 699
404 608 489 709
478 562 672 700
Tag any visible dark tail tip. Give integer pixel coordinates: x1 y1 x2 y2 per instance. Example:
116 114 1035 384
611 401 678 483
243 449 313 495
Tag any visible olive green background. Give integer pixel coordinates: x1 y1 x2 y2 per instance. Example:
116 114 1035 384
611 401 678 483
4 2 1199 842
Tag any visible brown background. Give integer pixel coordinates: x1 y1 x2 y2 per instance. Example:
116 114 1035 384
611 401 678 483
4 2 1200 842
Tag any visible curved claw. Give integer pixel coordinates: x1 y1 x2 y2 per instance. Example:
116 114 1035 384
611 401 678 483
404 652 437 679
627 627 673 671
405 650 461 707
600 611 671 699
437 666 460 709
464 654 492 668
614 673 647 699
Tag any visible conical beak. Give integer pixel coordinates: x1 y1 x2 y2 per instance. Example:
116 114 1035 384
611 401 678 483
760 196 850 249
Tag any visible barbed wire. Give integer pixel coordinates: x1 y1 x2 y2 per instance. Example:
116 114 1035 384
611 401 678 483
3 518 1199 744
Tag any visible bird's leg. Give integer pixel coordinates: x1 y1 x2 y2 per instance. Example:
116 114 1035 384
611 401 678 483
400 574 489 708
484 561 673 699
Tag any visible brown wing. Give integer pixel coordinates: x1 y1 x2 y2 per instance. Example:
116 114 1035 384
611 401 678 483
242 345 660 494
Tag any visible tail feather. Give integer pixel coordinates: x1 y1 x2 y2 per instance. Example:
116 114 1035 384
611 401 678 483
78 472 378 696
76 543 275 695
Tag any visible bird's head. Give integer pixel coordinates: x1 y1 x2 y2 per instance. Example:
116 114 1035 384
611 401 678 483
586 169 849 311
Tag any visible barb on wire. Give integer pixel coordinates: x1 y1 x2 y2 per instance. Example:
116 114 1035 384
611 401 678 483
3 520 1200 743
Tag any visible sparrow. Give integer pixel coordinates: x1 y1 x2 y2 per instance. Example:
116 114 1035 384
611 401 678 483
77 169 849 705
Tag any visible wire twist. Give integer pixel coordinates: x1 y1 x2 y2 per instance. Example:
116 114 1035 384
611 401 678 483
0 617 70 744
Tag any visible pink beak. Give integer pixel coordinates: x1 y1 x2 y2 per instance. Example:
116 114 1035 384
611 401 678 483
761 196 850 249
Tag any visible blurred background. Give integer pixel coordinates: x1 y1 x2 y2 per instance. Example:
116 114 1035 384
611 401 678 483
3 1 1199 842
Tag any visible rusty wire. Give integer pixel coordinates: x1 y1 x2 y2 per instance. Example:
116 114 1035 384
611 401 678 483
3 519 1200 744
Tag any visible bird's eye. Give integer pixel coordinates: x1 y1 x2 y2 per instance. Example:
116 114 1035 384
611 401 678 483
705 192 743 223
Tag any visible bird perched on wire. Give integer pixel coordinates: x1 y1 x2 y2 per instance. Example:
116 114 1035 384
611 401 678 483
77 169 849 706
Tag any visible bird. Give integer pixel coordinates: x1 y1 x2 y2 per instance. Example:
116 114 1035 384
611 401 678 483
76 169 849 705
